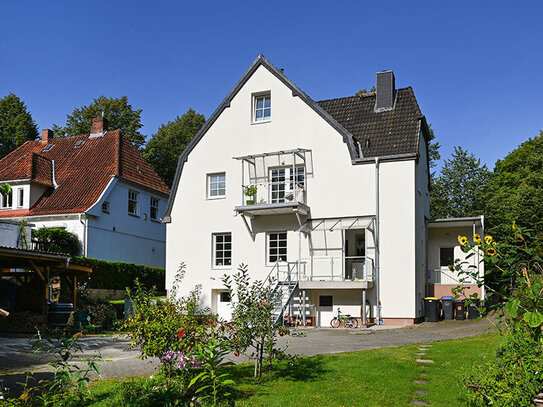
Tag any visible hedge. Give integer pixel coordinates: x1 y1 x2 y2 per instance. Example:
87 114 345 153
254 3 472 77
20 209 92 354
77 257 165 291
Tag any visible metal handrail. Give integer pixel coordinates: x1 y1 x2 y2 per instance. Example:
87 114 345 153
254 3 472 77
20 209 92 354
300 256 375 282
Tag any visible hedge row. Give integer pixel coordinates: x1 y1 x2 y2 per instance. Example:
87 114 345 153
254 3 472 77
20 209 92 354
77 257 165 291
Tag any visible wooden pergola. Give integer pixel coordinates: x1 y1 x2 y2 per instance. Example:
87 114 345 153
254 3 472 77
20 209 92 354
0 246 92 324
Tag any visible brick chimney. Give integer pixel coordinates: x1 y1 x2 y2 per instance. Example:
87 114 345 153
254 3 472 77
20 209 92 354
42 129 54 143
90 117 108 134
375 70 396 112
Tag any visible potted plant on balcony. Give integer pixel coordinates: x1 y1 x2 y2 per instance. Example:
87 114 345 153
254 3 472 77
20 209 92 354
244 185 257 205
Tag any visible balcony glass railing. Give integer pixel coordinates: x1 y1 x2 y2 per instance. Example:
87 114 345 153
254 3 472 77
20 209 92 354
241 181 306 206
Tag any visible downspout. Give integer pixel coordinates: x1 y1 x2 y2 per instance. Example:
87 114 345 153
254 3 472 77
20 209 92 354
480 215 485 300
375 157 382 324
79 214 87 257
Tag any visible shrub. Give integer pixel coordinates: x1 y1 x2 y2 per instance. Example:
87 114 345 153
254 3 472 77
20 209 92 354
33 228 81 256
464 326 543 406
78 258 165 291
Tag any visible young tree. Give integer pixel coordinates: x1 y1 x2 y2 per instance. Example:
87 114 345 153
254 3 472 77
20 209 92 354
222 265 281 380
430 146 489 219
53 96 145 148
143 109 205 187
485 131 543 239
0 93 39 159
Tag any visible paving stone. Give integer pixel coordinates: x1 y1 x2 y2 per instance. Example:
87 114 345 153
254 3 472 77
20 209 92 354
418 347 428 351
419 345 433 348
420 372 428 376
416 359 434 363
411 400 431 406
414 389 428 395
414 352 426 355
414 379 428 384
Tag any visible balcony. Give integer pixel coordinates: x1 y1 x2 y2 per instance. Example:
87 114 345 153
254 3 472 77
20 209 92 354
267 256 374 290
234 148 311 218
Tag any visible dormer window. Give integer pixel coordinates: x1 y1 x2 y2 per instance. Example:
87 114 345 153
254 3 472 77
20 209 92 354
1 191 13 209
253 93 271 122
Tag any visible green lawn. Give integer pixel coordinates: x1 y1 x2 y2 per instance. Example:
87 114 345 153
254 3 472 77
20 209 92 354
86 333 501 407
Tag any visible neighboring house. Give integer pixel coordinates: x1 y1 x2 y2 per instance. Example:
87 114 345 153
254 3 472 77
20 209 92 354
164 55 484 325
0 118 169 268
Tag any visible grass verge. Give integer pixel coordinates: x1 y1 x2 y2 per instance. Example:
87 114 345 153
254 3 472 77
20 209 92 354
84 333 501 407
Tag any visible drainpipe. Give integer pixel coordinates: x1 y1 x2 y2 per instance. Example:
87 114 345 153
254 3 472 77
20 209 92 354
79 214 87 257
375 157 382 325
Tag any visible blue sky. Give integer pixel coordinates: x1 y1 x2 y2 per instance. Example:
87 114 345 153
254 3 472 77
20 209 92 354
1 1 542 171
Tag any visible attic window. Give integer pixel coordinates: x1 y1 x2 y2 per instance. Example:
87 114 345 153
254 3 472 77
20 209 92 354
253 93 271 123
43 144 54 152
74 140 85 148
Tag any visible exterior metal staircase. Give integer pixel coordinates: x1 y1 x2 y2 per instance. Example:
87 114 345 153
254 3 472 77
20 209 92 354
266 261 300 325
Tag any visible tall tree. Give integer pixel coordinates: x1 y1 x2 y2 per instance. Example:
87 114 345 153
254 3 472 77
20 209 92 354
0 93 39 159
430 146 489 219
53 96 145 148
355 86 376 96
485 131 543 239
143 109 206 187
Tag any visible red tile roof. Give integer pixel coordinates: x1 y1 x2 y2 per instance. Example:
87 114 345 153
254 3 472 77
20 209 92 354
0 130 169 217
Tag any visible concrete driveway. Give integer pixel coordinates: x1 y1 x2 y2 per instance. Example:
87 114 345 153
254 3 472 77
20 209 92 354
0 318 494 396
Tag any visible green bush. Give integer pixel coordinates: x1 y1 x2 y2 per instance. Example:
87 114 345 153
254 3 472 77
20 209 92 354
78 257 165 291
465 327 543 406
33 227 81 256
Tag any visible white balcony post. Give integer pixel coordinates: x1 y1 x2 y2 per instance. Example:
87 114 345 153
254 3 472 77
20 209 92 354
330 257 334 280
241 160 245 206
292 151 296 202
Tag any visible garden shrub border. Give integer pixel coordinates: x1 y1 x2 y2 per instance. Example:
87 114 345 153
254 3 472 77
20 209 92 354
77 257 165 291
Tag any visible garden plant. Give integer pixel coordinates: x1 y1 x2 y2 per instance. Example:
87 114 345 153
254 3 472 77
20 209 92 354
453 224 543 406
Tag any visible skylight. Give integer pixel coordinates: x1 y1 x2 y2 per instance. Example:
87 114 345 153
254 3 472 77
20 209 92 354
74 140 85 148
43 144 54 152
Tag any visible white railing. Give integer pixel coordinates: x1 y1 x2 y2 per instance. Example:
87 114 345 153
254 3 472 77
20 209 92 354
240 181 306 206
300 256 374 282
431 268 477 285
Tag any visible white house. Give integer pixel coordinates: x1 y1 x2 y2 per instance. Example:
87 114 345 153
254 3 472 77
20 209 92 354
164 55 483 325
0 118 169 268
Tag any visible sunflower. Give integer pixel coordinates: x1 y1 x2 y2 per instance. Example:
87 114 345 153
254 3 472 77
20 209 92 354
458 235 469 246
473 234 482 244
484 235 493 245
486 247 497 256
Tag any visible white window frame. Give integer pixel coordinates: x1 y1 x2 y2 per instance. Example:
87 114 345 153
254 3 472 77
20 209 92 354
207 173 226 199
17 188 24 208
253 93 271 123
269 166 305 204
267 232 287 265
150 197 160 221
128 190 138 216
212 233 232 269
1 191 13 209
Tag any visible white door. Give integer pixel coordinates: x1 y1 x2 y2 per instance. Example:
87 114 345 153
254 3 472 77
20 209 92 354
317 295 334 327
216 291 232 322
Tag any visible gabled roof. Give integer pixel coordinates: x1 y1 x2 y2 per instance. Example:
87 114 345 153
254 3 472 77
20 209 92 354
0 131 169 218
163 54 358 223
317 88 426 158
163 55 430 223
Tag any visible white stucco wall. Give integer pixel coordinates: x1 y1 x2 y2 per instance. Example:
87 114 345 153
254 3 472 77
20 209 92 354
166 64 425 320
